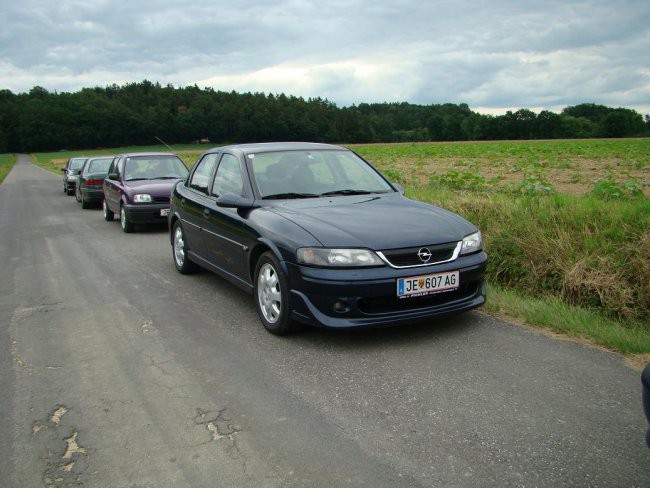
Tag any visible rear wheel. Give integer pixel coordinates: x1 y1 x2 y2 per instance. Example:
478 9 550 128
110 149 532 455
254 252 302 335
120 205 134 233
75 185 82 203
103 199 114 221
172 221 198 274
81 192 90 209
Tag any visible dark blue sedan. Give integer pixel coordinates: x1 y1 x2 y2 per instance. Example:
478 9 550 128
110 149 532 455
169 142 487 334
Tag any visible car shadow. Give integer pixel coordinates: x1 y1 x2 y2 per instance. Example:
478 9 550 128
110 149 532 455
291 313 479 350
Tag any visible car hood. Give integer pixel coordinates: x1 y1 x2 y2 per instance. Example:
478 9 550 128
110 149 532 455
267 193 477 249
124 179 181 196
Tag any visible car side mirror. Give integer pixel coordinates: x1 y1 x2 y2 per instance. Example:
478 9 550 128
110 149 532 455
216 192 256 209
392 182 405 194
75 169 82 175
108 173 119 181
61 168 66 172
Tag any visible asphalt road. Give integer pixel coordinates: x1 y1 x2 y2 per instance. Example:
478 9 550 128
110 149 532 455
0 155 648 487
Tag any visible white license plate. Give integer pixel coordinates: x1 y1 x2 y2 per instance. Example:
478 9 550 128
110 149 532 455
160 208 170 217
397 270 459 298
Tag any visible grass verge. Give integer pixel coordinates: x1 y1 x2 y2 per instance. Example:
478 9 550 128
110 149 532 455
484 284 650 357
0 153 17 184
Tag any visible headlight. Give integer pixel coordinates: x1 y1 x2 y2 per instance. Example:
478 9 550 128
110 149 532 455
460 231 482 255
297 248 383 267
133 194 152 203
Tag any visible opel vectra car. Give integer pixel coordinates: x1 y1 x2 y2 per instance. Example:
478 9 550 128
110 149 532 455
103 152 189 232
61 157 87 195
169 142 487 335
75 156 114 208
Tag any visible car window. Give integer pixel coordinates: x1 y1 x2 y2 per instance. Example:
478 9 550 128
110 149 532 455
212 154 245 197
330 152 390 190
86 157 113 174
116 158 125 177
189 154 219 194
68 158 86 171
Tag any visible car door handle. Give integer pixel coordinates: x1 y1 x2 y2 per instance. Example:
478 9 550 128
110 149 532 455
203 208 210 217
181 198 186 206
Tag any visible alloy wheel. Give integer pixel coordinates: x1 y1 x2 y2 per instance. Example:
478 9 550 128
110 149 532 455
257 263 282 323
173 227 185 267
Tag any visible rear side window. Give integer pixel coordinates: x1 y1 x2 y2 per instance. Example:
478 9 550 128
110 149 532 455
212 154 245 197
189 154 219 194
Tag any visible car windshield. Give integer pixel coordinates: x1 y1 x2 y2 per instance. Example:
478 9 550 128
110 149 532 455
124 156 189 181
249 150 393 199
69 158 86 170
86 157 113 174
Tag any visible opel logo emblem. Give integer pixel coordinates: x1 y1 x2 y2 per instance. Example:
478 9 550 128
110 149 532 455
417 247 432 263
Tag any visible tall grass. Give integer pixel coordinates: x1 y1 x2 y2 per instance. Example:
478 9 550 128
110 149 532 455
409 187 649 325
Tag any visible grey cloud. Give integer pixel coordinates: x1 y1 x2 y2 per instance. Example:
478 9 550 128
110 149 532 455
0 0 648 113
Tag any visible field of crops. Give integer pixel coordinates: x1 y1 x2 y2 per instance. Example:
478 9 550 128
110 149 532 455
30 139 650 355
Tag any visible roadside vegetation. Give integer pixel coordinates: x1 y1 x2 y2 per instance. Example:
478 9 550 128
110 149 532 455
30 138 649 356
352 139 649 356
0 153 17 184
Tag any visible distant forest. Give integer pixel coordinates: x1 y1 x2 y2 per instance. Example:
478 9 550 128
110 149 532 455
0 80 648 152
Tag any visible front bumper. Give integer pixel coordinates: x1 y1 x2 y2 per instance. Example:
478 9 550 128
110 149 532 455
286 251 487 328
65 179 77 191
123 203 170 224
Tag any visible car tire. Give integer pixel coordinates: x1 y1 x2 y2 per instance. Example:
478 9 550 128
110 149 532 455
120 205 134 233
172 221 198 274
103 199 114 221
81 192 90 209
63 183 67 194
75 185 82 203
254 251 302 335
66 187 74 196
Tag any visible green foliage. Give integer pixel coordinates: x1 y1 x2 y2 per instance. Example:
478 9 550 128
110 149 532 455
512 174 555 195
0 82 647 153
429 170 486 191
591 178 645 200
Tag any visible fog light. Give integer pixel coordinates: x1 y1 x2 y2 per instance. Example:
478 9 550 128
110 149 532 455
333 301 350 313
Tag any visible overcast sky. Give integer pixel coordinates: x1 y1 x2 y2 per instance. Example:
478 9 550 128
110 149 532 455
1 0 649 114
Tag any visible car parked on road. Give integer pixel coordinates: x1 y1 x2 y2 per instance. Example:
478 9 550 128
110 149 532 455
169 142 487 335
61 157 87 195
75 156 114 208
103 152 189 233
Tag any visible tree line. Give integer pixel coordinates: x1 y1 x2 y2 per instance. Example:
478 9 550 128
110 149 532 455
0 80 647 153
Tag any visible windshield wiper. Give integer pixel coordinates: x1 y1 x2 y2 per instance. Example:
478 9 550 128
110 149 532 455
125 177 149 181
263 192 320 200
320 189 380 196
155 176 183 179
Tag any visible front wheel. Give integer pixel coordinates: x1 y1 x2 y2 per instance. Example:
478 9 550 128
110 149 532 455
172 221 198 274
75 185 82 203
120 205 134 233
103 199 114 221
254 252 301 335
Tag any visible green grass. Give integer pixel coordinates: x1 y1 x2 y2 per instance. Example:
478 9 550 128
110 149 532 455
485 284 650 355
0 153 17 184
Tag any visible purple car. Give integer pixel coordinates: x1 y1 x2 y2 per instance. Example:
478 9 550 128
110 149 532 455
102 152 189 233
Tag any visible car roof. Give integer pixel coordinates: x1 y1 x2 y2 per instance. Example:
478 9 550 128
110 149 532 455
206 142 347 155
116 152 179 157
